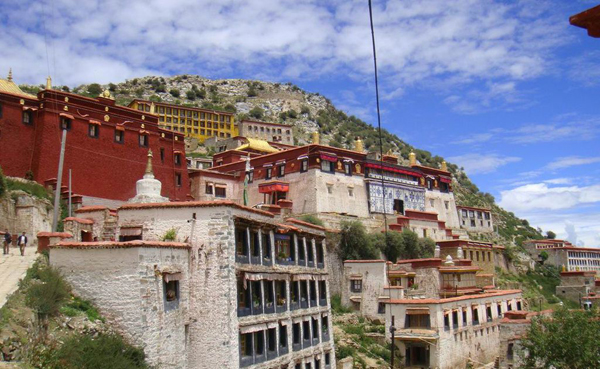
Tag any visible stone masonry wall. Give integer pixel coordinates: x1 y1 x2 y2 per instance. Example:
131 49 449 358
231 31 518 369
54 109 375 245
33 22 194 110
50 246 189 368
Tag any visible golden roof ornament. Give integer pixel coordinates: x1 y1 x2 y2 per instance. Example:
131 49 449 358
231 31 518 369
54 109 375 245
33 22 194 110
354 136 364 152
145 149 154 176
441 160 448 171
7 68 12 82
409 152 417 166
46 76 52 90
311 131 320 145
100 89 114 99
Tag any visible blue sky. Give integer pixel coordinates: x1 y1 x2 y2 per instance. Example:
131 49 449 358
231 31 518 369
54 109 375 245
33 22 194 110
2 0 599 245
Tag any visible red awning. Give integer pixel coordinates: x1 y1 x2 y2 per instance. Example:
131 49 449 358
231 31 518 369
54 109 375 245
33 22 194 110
320 153 338 162
440 176 452 183
259 182 289 193
364 162 422 177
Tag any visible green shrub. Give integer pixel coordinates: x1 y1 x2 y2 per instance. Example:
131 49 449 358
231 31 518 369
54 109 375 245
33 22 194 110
6 178 52 200
299 215 325 227
249 107 264 119
247 87 258 97
49 334 148 369
339 220 379 260
0 166 6 197
337 345 354 360
62 296 103 322
162 228 177 241
87 83 103 96
186 90 196 100
169 89 180 98
25 265 71 320
331 294 352 315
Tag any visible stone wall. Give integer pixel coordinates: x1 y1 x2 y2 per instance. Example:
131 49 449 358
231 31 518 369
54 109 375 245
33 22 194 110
342 261 387 320
50 246 190 368
424 190 460 229
0 188 52 245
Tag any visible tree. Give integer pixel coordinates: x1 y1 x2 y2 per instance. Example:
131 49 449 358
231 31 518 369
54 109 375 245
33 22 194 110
370 231 404 262
539 250 549 263
249 107 264 119
520 308 600 369
400 229 421 259
287 109 298 119
169 89 180 98
87 83 103 96
247 87 258 97
546 230 556 239
186 90 196 100
339 220 379 260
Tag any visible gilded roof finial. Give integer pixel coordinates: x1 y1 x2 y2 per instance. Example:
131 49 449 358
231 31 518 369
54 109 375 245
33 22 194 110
145 149 154 176
46 76 52 90
7 68 12 82
354 136 364 152
409 152 417 166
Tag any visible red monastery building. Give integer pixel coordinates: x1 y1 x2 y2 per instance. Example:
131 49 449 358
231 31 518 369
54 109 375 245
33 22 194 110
0 73 190 205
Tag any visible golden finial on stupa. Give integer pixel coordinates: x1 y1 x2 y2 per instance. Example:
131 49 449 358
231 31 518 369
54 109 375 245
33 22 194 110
145 149 154 175
100 89 114 99
7 68 12 82
46 76 52 90
441 160 448 171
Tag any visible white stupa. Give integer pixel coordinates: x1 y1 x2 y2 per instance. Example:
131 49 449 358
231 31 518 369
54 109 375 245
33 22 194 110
128 150 169 204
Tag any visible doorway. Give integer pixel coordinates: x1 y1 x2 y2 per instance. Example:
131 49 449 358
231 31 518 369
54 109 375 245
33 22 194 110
405 344 429 367
393 199 404 215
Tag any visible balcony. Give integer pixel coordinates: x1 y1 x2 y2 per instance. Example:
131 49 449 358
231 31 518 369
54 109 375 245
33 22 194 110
276 257 294 266
322 330 330 342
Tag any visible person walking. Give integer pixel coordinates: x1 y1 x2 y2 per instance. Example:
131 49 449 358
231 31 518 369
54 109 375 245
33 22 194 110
17 232 27 256
3 230 11 255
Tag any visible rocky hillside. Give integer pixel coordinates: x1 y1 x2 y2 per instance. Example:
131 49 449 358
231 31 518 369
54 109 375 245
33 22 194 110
20 75 543 250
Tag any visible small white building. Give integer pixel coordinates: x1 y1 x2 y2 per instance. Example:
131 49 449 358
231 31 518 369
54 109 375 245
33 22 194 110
457 206 494 233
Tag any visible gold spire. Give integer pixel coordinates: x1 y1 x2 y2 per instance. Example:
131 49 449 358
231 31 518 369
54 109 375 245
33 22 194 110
354 136 364 152
150 102 155 114
409 152 417 166
145 149 154 175
46 76 52 90
441 160 448 171
311 131 320 145
7 68 12 82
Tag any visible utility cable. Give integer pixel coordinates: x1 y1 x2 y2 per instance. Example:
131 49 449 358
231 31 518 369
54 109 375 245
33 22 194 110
368 0 389 243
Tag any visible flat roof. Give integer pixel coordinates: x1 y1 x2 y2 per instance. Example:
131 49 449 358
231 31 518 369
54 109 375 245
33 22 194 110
386 289 522 305
52 240 190 249
570 5 600 37
118 200 274 217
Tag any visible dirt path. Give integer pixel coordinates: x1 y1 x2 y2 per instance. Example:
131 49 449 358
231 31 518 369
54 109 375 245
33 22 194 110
0 245 37 308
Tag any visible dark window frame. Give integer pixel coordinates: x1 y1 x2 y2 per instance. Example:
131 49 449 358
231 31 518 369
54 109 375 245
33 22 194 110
300 159 309 172
22 110 33 125
114 129 124 144
139 134 149 148
60 117 72 131
88 124 99 138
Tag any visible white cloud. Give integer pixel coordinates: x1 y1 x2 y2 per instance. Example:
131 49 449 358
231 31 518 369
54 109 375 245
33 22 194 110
447 153 521 174
0 0 568 96
546 156 600 170
452 115 600 145
499 183 600 211
564 221 580 246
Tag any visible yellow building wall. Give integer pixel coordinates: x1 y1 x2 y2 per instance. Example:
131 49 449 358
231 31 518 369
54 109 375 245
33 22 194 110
130 101 239 143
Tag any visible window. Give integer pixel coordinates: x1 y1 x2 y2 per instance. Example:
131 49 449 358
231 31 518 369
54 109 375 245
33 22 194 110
278 164 285 177
60 117 72 130
139 134 148 147
350 280 362 293
507 343 514 360
88 124 99 138
205 183 214 195
452 310 459 328
279 323 288 349
292 323 301 345
163 278 179 311
378 302 386 314
462 309 468 325
22 110 33 125
215 186 226 198
160 148 165 162
254 331 264 357
472 307 479 325
312 317 319 340
344 162 352 176
348 187 354 197
0 103 3 118
444 201 449 209
405 314 430 328
267 328 277 353
327 184 333 194
266 167 272 180
321 160 334 173
174 153 181 166
114 129 124 143
444 313 450 331
301 159 308 172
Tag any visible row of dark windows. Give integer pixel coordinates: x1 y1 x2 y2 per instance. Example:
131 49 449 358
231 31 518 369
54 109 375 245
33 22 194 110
239 317 330 368
235 228 325 268
237 278 328 317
